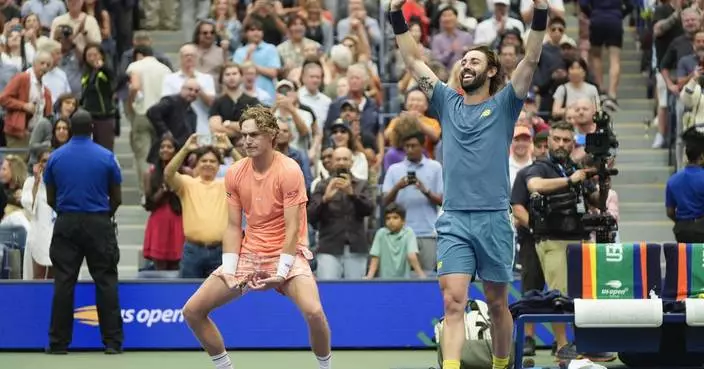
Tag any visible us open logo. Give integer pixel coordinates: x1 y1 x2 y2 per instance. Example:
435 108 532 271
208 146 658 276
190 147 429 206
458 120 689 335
74 305 185 328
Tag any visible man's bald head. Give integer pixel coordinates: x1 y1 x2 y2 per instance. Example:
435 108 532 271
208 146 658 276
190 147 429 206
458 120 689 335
181 78 200 102
179 44 198 70
332 146 353 171
570 98 596 126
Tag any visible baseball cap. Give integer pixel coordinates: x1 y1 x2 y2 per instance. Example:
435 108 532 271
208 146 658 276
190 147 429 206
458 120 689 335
494 0 510 5
330 118 352 132
276 79 296 92
533 131 549 144
560 35 577 48
514 126 532 139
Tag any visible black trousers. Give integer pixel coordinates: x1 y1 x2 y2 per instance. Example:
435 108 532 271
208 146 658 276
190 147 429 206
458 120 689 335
49 212 123 350
517 229 546 294
674 218 704 243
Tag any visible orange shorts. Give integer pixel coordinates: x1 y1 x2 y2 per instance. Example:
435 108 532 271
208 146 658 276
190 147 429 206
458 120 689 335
211 247 314 294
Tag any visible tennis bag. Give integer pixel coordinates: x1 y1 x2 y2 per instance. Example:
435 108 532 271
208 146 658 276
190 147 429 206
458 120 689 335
435 299 515 369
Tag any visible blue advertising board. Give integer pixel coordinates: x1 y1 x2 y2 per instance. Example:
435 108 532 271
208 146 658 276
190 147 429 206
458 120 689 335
0 280 558 350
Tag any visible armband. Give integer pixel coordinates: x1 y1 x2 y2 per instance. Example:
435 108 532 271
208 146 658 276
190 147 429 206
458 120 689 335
222 253 239 274
531 7 549 31
388 10 409 35
276 253 295 278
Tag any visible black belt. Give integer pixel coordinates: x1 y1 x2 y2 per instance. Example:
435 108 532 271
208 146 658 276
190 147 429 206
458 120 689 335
188 240 222 248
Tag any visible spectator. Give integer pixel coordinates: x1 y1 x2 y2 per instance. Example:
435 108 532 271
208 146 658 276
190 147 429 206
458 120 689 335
29 117 70 165
551 58 600 120
300 0 333 54
81 0 113 58
233 19 282 99
243 0 287 46
298 60 332 159
125 45 173 193
162 44 216 136
394 19 433 90
20 149 54 280
116 31 174 106
322 44 353 99
276 121 313 191
164 135 228 279
652 0 684 149
581 0 632 105
52 93 78 122
241 60 274 105
146 78 200 161
365 203 426 279
142 0 178 30
680 62 704 125
210 0 243 53
36 38 72 106
50 0 102 52
324 64 381 160
337 0 381 50
80 43 116 151
1 28 33 71
21 0 67 29
0 0 21 22
54 25 83 98
520 0 565 23
473 0 524 47
214 133 243 178
320 118 368 180
181 0 211 42
311 146 333 192
569 98 598 163
274 79 315 153
209 62 261 137
277 15 321 69
499 44 520 82
510 126 534 190
382 131 443 273
142 136 185 271
431 7 474 71
383 113 420 171
193 20 228 89
1 154 28 211
0 52 53 155
384 89 441 159
308 146 374 280
23 14 50 52
666 126 704 242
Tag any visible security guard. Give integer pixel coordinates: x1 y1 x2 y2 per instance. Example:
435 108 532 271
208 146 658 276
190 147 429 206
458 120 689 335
666 126 704 242
44 109 124 354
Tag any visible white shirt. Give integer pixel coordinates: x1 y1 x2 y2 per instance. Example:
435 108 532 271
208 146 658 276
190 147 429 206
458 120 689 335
317 151 369 181
473 16 525 45
509 156 532 191
298 87 331 129
127 56 172 115
161 70 216 135
42 67 71 105
275 107 314 152
520 0 564 13
27 68 45 130
21 176 54 271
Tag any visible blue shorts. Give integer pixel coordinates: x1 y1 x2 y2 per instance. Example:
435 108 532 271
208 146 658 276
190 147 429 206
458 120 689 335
435 210 515 283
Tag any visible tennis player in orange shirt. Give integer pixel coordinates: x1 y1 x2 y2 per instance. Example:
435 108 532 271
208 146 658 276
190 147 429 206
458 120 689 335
182 106 332 369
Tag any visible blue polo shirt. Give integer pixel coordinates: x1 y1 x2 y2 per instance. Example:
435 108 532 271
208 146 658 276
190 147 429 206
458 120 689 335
382 156 444 237
44 136 122 213
665 165 704 220
232 42 281 97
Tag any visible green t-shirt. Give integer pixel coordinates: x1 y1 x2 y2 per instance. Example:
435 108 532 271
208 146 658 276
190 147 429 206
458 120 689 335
370 226 418 278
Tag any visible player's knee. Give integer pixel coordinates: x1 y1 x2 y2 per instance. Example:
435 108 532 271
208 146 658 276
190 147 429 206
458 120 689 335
302 303 326 325
486 297 508 317
182 301 207 324
442 289 465 320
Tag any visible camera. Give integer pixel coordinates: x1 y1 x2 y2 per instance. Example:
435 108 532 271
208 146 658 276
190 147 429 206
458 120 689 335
58 25 73 38
336 168 349 178
582 108 620 243
407 171 417 184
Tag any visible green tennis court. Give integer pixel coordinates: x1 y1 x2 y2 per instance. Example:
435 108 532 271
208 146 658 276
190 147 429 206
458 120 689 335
0 349 631 369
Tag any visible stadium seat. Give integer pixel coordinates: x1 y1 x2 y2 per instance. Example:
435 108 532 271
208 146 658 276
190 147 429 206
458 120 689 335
566 242 664 353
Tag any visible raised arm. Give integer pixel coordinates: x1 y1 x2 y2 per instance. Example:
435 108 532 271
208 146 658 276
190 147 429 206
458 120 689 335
511 0 549 98
388 0 439 99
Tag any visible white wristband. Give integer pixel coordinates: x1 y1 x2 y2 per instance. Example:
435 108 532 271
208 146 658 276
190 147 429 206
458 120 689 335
222 253 238 275
276 253 295 278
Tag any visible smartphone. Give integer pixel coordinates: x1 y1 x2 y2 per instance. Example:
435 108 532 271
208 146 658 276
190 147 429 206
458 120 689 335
197 134 213 146
336 168 349 178
407 171 417 184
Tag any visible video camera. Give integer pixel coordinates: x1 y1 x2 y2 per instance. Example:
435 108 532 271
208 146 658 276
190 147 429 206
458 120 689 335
582 106 620 243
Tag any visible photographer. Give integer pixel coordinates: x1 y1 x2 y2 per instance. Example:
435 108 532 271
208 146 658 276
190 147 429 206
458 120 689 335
525 121 595 361
308 146 374 280
680 63 704 127
666 125 704 242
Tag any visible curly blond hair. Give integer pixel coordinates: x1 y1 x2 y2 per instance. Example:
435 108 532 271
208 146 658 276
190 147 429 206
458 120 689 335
239 105 279 138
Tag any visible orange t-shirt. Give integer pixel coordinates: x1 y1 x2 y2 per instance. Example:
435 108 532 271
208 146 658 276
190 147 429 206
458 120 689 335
224 152 309 256
385 115 441 158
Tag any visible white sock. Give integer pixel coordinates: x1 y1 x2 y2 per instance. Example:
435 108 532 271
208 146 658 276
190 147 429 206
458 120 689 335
211 351 233 369
316 353 331 369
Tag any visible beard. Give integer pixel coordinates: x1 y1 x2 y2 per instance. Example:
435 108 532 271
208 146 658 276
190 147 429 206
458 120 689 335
550 148 571 161
461 69 489 94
